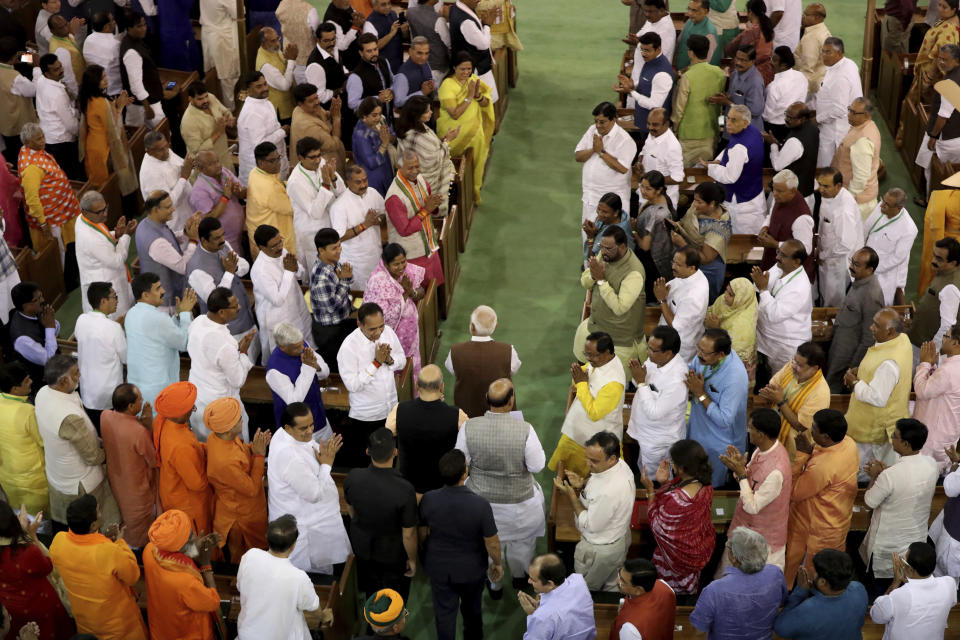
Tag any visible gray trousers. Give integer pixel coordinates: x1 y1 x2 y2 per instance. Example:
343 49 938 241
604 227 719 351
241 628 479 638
574 532 631 591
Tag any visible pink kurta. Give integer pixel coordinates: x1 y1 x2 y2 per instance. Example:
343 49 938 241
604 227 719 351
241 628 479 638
914 355 960 474
100 410 159 547
363 260 425 376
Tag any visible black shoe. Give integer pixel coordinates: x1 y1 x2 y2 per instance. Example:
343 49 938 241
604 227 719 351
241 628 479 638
512 575 529 591
486 580 503 600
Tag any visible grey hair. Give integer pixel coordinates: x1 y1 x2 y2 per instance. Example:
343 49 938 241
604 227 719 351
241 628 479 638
942 44 960 61
20 122 43 145
772 169 799 190
878 307 905 333
852 96 873 112
144 130 166 149
79 190 106 211
886 188 907 208
728 104 751 121
273 322 303 346
728 527 769 574
411 36 429 47
824 36 844 53
44 353 78 386
470 305 497 336
401 149 420 163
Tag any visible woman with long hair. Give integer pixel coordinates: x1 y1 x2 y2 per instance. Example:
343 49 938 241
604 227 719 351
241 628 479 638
77 64 136 192
724 0 775 83
641 439 716 594
396 95 457 216
634 171 677 282
670 181 732 303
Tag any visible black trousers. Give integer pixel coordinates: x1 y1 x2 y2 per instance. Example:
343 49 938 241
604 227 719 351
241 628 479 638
45 140 85 181
340 417 385 467
312 318 356 373
357 556 411 604
1 135 21 165
430 578 484 640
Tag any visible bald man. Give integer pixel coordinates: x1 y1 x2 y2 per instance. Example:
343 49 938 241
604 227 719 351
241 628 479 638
455 379 546 593
795 3 830 94
387 365 468 496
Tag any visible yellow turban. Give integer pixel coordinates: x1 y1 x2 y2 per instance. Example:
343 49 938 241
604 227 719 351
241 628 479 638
363 589 404 629
204 397 243 434
148 509 192 552
152 381 197 452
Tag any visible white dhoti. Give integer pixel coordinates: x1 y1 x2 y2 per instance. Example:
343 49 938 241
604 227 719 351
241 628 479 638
637 440 673 478
486 484 545 588
201 23 241 109
856 441 896 483
479 69 498 104
929 510 960 579
818 119 850 167
727 193 766 234
126 102 164 128
819 257 850 307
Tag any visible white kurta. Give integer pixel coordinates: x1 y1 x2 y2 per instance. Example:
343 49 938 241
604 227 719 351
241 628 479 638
74 311 126 411
763 69 808 125
82 31 123 96
266 427 352 572
815 57 863 166
336 325 406 421
708 143 766 234
862 204 919 305
757 265 813 371
627 354 689 476
187 315 254 441
659 269 710 364
287 160 345 274
560 357 626 444
139 153 194 233
250 249 315 360
199 0 240 80
237 96 289 185
73 217 134 318
329 188 386 291
639 128 684 207
767 0 802 51
929 468 960 578
818 187 864 306
575 123 636 227
236 548 319 640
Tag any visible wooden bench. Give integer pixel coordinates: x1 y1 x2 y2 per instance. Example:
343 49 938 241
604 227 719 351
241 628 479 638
454 149 477 249
493 47 510 134
418 278 441 365
15 239 66 309
437 205 462 318
900 97 928 191
158 69 200 116
876 50 916 133
931 155 960 194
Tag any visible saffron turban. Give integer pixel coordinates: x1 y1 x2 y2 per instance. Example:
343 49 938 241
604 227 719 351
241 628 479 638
153 381 197 451
204 398 243 434
149 509 192 552
363 589 404 629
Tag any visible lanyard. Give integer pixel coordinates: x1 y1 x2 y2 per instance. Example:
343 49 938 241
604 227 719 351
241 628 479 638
866 211 902 239
200 173 224 195
703 356 727 382
298 165 320 192
771 268 803 297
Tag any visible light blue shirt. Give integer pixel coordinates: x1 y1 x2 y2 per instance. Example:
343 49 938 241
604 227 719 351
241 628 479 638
524 573 597 640
124 301 192 405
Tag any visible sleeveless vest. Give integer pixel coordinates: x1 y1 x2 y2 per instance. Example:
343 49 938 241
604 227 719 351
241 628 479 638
385 173 438 260
265 346 327 430
927 67 960 140
256 47 295 119
760 191 816 281
560 358 626 444
0 66 38 137
784 120 819 197
135 216 186 307
351 58 393 97
611 580 676 640
943 493 960 540
463 412 535 503
307 46 347 109
396 398 460 493
407 5 450 73
323 3 361 69
185 245 255 334
275 0 316 66
119 36 162 103
588 251 646 346
909 267 960 346
834 120 881 205
845 333 913 444
366 10 403 74
449 4 492 75
35 387 104 494
398 59 434 100
633 54 674 131
450 340 513 418
49 35 85 83
8 313 52 395
721 124 764 202
728 443 792 550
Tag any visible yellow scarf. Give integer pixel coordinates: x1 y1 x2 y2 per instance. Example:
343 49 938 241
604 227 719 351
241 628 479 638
777 368 824 444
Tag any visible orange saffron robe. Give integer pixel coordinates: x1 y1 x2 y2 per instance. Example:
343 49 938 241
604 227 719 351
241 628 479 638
784 435 860 587
158 420 213 536
206 435 268 560
142 542 221 640
48 531 146 640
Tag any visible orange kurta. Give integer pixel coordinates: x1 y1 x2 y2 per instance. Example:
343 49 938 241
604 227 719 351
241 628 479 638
206 435 267 561
83 97 111 187
142 542 221 640
101 410 159 548
784 435 859 587
48 531 146 640
158 420 213 537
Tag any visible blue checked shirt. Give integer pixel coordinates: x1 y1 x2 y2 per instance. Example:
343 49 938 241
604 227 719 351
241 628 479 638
310 260 353 325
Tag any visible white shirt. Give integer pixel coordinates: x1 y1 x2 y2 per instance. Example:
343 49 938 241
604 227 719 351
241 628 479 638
929 469 960 577
304 46 346 104
444 335 522 376
146 228 197 291
762 68 808 124
870 575 957 639
237 96 289 185
767 0 802 51
51 46 78 97
454 1 492 60
576 458 636 545
260 55 296 92
187 314 254 405
250 249 314 359
336 325 406 421
863 204 919 305
816 57 863 133
73 217 134 318
139 153 194 232
74 311 126 411
631 16 677 84
576 123 637 203
818 187 864 261
627 353 688 448
121 47 155 103
8 66 39 98
853 358 901 407
287 160 345 274
862 453 940 577
265 360 330 406
761 202 814 255
35 9 52 55
932 284 960 349
629 60 673 111
737 441 786 515
769 137 803 171
329 188 387 291
659 270 709 363
83 31 123 95
757 265 813 365
639 128 684 207
36 75 79 144
236 548 319 640
186 242 250 306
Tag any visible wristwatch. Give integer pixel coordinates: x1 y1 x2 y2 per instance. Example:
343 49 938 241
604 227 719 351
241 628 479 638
697 394 707 404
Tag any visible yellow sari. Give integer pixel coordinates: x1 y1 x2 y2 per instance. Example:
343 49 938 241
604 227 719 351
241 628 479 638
437 74 495 201
919 189 960 294
705 277 758 384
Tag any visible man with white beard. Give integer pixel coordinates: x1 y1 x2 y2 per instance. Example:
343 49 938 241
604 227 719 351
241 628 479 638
330 165 386 291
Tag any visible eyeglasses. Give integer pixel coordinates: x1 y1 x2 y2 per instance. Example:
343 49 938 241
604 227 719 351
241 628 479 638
847 108 868 115
697 348 716 356
84 205 108 215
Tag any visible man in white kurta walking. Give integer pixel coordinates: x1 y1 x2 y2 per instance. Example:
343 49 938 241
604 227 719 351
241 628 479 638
815 37 862 166
199 0 241 109
863 189 918 306
752 239 814 374
816 169 864 306
287 136 346 274
330 165 386 291
75 190 135 318
75 282 126 418
237 71 290 185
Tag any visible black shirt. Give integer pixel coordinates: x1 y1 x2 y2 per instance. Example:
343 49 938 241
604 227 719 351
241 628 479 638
343 465 417 563
419 485 497 582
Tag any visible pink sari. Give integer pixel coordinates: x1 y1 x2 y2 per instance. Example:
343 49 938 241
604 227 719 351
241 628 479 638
363 260 425 376
0 161 24 247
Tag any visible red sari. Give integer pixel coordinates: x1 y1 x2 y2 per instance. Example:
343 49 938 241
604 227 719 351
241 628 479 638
647 478 715 594
0 544 75 640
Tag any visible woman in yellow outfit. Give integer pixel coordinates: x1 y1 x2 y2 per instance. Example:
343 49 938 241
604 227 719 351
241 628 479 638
437 52 495 204
919 188 960 294
78 65 137 194
0 362 49 515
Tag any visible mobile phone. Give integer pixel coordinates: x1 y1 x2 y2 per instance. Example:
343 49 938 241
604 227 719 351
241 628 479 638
718 115 725 127
165 81 176 90
20 53 32 64
398 13 406 23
